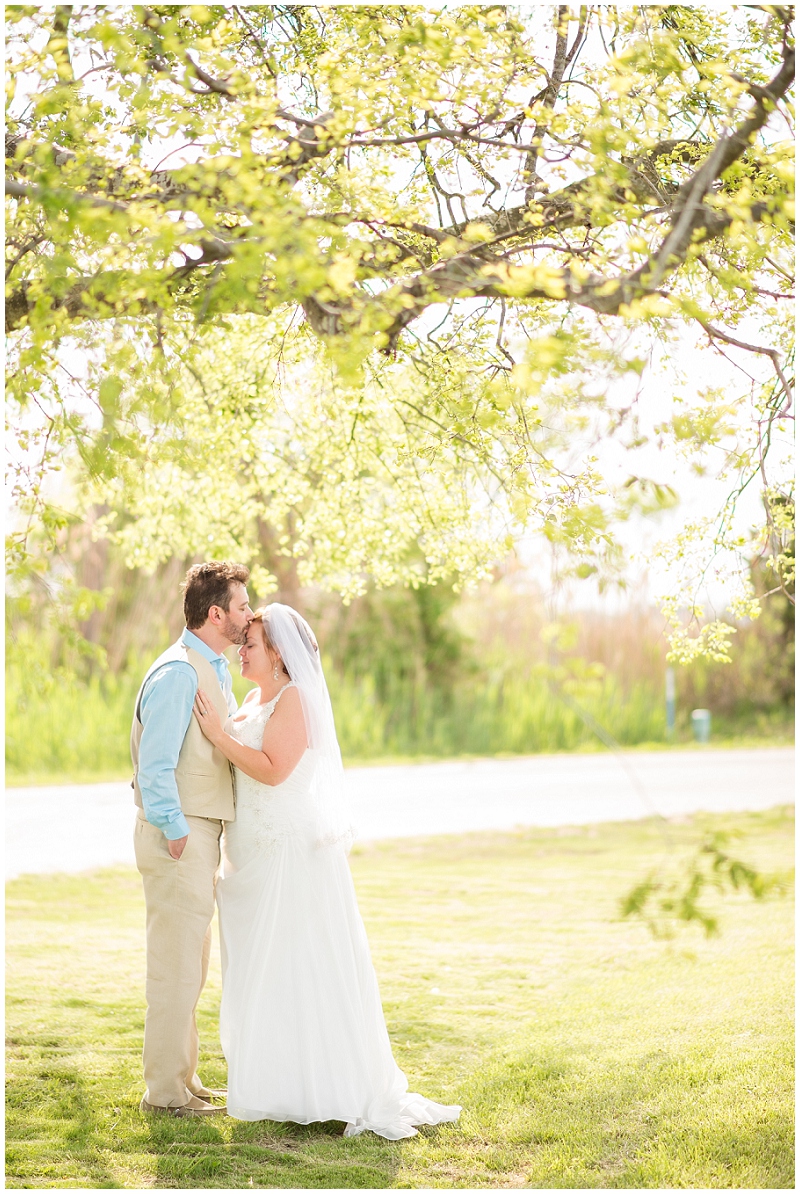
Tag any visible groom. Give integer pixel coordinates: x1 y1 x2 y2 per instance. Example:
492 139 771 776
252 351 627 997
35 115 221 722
131 561 253 1117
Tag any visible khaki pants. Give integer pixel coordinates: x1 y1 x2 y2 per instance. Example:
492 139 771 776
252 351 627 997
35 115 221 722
134 811 223 1108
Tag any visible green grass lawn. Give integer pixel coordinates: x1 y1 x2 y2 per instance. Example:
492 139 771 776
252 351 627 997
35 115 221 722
6 807 794 1189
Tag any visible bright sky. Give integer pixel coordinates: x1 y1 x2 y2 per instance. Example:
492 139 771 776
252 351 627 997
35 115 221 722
511 311 792 617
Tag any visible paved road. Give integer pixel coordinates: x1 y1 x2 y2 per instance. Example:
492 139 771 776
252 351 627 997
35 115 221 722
6 747 793 879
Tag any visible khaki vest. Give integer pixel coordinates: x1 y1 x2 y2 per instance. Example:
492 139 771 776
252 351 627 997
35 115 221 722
131 639 236 822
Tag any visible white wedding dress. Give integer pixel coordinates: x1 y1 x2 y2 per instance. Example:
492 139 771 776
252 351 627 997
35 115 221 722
216 685 461 1139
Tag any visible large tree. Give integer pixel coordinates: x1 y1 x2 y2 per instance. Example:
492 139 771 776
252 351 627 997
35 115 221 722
5 4 794 656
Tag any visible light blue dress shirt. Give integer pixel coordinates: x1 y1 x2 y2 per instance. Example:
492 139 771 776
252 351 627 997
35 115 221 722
137 628 237 839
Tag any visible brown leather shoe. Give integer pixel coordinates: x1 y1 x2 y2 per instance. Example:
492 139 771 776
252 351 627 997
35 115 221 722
194 1088 227 1101
140 1095 225 1117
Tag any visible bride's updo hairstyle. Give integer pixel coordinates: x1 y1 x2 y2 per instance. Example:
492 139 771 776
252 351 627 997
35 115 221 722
251 606 319 680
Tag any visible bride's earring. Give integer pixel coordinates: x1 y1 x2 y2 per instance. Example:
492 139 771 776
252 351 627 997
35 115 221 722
272 658 281 681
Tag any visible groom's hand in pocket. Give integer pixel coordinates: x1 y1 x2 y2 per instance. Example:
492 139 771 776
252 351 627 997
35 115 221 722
168 835 189 860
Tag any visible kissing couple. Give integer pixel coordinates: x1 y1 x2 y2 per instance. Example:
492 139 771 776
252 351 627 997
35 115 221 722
131 561 461 1138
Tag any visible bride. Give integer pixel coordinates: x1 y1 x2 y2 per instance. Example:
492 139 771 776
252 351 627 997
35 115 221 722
192 602 461 1139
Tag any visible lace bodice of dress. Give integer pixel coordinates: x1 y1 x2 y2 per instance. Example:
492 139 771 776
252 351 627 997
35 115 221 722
230 684 295 751
225 684 318 862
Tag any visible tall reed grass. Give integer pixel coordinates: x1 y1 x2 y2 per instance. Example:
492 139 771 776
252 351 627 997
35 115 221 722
6 665 140 782
7 654 789 785
327 670 667 758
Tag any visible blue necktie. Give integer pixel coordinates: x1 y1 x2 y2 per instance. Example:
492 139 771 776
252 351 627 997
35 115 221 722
212 657 233 709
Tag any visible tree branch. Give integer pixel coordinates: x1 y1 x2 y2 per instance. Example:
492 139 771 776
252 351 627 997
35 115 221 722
5 121 333 209
5 177 129 213
3 198 783 338
375 200 781 350
524 4 570 202
5 28 793 348
697 318 794 414
47 5 74 84
184 51 236 98
233 5 278 77
648 45 795 289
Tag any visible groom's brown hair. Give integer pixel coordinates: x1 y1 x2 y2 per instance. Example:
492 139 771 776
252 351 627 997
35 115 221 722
183 562 250 629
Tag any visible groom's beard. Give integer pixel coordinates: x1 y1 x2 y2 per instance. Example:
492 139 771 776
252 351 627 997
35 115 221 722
222 616 249 646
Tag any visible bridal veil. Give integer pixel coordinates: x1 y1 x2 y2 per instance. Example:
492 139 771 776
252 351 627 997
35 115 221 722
262 602 355 851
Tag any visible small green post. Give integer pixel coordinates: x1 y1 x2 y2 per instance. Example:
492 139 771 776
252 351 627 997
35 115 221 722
665 666 676 739
691 709 712 743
